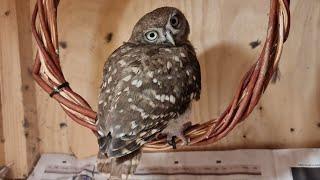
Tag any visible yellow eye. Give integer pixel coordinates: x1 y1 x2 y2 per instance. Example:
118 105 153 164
145 31 158 42
170 15 179 28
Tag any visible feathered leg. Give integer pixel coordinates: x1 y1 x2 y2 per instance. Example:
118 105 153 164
161 106 192 147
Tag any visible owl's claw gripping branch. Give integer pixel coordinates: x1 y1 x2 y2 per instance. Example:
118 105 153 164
163 121 192 149
168 136 177 149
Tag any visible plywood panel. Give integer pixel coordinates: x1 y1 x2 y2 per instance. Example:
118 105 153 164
0 90 4 165
0 0 40 178
33 0 320 158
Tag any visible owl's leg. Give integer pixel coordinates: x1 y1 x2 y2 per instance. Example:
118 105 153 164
161 107 192 148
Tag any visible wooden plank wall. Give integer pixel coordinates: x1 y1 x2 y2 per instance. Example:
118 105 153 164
0 0 40 178
35 0 320 156
0 0 319 178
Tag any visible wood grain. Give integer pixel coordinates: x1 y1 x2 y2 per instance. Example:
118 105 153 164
0 0 40 178
31 0 320 157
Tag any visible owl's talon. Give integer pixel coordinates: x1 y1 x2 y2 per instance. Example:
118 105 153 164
167 136 177 149
180 135 190 146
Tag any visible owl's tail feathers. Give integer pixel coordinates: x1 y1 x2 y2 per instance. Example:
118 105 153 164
97 150 142 180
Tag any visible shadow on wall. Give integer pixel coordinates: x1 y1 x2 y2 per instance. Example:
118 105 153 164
200 42 258 116
179 42 278 151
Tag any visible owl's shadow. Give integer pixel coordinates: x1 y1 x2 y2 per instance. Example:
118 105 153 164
196 42 259 121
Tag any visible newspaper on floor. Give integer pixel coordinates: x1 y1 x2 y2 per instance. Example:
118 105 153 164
28 149 320 180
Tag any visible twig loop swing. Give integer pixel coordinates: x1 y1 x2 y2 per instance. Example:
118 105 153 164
31 0 291 152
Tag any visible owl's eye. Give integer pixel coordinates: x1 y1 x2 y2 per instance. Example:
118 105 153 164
170 15 179 28
145 31 158 42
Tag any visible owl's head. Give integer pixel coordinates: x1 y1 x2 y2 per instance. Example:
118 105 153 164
129 7 190 46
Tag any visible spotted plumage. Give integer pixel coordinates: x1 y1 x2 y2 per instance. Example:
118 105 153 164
97 7 201 161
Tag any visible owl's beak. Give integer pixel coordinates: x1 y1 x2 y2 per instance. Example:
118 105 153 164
165 30 175 46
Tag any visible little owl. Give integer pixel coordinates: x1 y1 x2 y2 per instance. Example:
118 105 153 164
96 6 201 178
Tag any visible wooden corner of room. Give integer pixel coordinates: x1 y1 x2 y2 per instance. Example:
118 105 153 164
0 0 40 178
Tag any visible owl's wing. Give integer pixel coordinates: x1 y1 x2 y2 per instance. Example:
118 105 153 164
184 43 201 100
97 43 200 158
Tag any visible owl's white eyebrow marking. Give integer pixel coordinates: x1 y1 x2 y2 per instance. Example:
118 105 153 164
122 75 132 81
128 98 133 102
180 52 186 57
132 79 143 88
170 95 176 104
107 76 112 84
167 61 172 69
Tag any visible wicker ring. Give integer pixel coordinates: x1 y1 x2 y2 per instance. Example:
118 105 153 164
31 0 291 152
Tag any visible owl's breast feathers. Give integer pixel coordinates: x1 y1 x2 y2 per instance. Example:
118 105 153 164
97 42 201 158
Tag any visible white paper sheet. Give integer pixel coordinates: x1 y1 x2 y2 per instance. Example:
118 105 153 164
28 149 320 180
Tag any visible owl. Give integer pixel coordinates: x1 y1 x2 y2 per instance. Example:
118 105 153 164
96 6 201 175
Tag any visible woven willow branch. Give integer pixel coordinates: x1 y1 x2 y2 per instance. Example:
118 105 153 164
31 0 290 152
